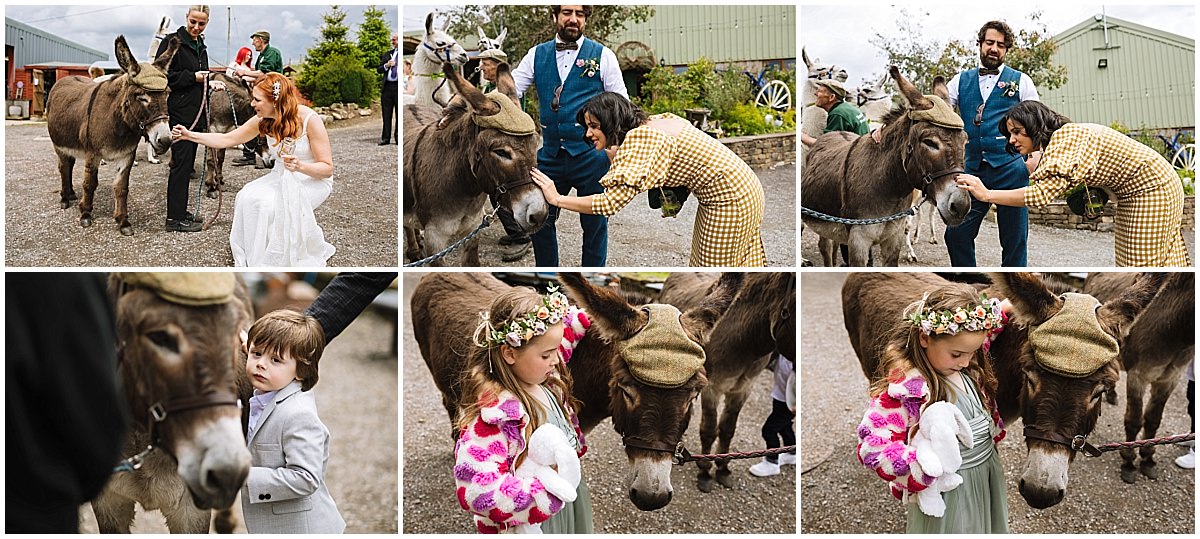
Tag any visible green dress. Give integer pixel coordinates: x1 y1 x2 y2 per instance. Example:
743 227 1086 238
906 374 1009 533
538 386 594 534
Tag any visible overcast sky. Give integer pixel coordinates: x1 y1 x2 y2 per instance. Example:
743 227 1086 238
802 4 1196 88
6 4 398 67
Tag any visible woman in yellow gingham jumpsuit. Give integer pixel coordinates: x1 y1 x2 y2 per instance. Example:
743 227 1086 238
955 101 1189 267
531 93 766 267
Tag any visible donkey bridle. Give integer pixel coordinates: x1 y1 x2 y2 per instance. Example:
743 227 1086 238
623 435 684 455
1023 426 1104 457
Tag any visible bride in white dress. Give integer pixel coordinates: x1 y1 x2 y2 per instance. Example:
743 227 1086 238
171 73 335 266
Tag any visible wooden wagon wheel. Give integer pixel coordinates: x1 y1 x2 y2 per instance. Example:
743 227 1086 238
1171 143 1195 172
756 79 792 111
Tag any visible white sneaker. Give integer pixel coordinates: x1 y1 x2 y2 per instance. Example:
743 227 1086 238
1175 448 1195 469
778 452 797 466
749 459 780 477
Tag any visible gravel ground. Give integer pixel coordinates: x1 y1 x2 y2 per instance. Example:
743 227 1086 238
401 272 797 533
5 116 397 267
77 298 398 533
802 212 1196 267
408 163 796 267
799 272 1195 533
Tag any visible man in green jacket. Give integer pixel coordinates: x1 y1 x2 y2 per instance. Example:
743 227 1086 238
232 30 284 167
800 79 868 147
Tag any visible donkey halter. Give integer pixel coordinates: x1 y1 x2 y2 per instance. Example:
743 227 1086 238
1022 426 1104 457
423 41 454 63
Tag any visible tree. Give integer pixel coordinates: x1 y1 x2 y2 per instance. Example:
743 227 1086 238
298 5 374 103
357 5 393 84
872 9 1067 95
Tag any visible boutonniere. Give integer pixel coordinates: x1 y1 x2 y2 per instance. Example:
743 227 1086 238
577 57 600 78
997 80 1019 97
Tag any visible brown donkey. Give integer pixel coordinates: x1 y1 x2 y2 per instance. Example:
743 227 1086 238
47 35 178 236
843 272 1162 509
1084 272 1194 483
412 272 743 510
658 272 796 492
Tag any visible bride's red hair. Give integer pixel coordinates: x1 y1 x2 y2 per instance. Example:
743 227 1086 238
255 73 302 146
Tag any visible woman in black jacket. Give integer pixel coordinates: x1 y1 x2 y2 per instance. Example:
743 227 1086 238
157 5 226 232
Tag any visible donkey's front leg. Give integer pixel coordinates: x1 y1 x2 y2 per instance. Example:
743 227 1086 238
714 389 752 488
55 150 79 209
111 153 136 236
205 147 223 199
79 155 102 228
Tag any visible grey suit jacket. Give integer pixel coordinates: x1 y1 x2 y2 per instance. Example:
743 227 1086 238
241 380 346 533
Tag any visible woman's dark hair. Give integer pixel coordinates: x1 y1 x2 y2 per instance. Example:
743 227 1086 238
1000 100 1071 153
576 92 648 147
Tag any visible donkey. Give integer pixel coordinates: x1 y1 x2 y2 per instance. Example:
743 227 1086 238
1084 272 1195 483
803 66 972 266
412 12 469 108
404 61 548 266
843 272 1163 509
47 35 178 236
92 273 254 533
658 272 796 492
413 272 744 511
201 72 267 199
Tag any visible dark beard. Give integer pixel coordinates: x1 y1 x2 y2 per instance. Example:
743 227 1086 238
980 53 1003 69
557 25 581 42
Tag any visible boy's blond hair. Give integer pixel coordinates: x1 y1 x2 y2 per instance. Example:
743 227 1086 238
246 309 325 391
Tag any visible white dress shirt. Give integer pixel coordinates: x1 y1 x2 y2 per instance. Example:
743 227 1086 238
512 35 627 99
247 388 278 440
947 64 1039 108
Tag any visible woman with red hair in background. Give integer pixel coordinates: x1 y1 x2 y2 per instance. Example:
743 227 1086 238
171 73 336 266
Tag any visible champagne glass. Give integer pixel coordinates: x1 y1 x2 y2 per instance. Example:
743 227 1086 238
281 137 296 157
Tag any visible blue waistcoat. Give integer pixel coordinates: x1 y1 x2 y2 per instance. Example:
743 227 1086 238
534 38 606 158
958 67 1024 169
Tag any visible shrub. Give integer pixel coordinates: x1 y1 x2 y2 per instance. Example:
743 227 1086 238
309 53 378 107
1179 169 1195 196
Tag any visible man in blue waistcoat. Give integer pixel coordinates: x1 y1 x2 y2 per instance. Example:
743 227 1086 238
512 5 628 267
945 20 1040 266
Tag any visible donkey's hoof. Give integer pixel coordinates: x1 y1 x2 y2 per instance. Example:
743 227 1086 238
60 201 72 209
80 217 93 228
1120 466 1138 484
119 225 134 236
1139 462 1159 479
206 189 219 199
715 470 734 489
697 477 713 493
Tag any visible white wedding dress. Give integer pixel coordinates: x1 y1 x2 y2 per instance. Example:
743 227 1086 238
230 110 335 267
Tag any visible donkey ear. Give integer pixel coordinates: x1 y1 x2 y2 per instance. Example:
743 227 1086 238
932 76 950 104
115 35 139 76
153 36 181 72
1096 272 1166 336
557 273 645 342
890 65 932 110
425 12 435 35
987 272 1062 327
802 47 811 69
494 62 520 104
497 27 508 44
444 62 499 115
679 272 745 344
478 26 487 40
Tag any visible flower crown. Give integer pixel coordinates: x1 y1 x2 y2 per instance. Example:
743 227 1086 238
485 287 573 348
905 292 1004 336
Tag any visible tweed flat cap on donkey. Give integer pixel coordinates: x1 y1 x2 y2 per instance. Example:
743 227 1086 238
472 92 537 136
617 304 706 388
908 95 963 129
1028 292 1120 378
114 272 236 306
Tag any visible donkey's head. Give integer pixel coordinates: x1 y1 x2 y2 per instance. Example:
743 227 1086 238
115 35 177 156
559 273 743 511
442 61 548 234
417 12 468 68
885 66 971 226
988 272 1164 509
109 273 251 510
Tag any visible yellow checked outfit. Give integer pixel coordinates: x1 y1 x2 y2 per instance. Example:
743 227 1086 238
1024 123 1190 267
588 113 767 266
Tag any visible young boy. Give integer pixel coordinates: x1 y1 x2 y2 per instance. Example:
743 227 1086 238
241 310 345 533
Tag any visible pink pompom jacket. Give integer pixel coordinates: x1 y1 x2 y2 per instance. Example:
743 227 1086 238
855 367 1005 501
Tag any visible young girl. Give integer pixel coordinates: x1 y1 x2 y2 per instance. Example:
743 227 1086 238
241 310 344 533
453 286 593 533
856 285 1009 533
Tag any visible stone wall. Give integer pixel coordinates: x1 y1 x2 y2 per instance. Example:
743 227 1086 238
1027 196 1195 231
721 132 795 170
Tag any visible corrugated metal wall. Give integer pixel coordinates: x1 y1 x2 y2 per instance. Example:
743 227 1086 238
1039 18 1194 130
610 5 795 66
5 18 108 68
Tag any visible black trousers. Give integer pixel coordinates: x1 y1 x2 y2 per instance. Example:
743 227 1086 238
167 138 198 220
381 80 398 143
761 398 796 463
